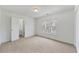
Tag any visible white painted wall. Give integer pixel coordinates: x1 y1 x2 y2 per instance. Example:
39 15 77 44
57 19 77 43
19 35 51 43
0 9 11 44
56 11 74 44
24 17 35 37
35 17 56 39
2 10 35 38
0 8 35 44
76 6 79 52
36 10 74 44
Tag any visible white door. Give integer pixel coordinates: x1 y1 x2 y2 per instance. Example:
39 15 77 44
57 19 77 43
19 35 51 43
11 17 20 41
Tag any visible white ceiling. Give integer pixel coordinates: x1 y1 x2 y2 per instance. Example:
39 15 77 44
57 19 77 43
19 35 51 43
0 5 74 18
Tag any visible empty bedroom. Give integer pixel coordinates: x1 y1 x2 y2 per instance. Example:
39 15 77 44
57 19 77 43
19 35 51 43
0 5 77 53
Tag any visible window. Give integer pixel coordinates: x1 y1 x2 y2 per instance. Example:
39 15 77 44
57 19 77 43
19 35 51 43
42 19 56 35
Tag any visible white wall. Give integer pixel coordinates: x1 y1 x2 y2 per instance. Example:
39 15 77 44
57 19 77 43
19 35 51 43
0 9 11 44
56 11 74 44
3 10 35 38
24 17 35 37
0 8 35 44
36 10 74 44
76 6 79 52
35 16 56 39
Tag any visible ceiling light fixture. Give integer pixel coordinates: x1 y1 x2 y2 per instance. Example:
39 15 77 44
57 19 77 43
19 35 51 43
33 8 39 12
32 6 39 12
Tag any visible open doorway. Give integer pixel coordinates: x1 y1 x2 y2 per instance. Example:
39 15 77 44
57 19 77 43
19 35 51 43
19 18 25 38
11 17 25 41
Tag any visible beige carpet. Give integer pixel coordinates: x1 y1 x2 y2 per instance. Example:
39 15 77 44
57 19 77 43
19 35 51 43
0 36 76 53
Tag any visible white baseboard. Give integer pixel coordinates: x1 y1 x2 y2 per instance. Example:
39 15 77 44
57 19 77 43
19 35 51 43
36 35 74 46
